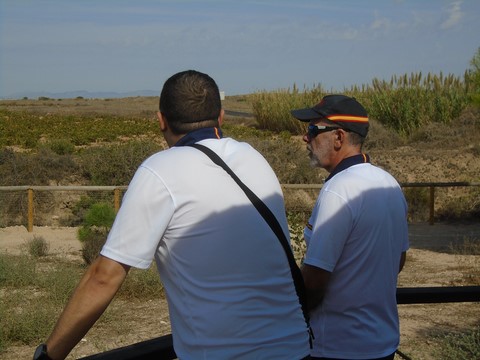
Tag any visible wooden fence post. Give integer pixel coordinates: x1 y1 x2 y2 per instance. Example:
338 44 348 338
27 188 34 232
429 186 435 225
114 188 121 213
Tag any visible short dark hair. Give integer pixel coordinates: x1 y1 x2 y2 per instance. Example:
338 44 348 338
159 70 221 134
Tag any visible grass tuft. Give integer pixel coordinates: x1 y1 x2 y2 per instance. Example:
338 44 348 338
26 235 49 257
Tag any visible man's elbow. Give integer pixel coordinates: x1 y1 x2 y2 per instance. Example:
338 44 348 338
86 256 130 291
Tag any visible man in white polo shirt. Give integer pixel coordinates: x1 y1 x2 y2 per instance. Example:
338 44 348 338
291 95 409 360
35 70 310 360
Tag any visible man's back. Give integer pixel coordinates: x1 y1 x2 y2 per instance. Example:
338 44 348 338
304 163 409 358
102 137 310 359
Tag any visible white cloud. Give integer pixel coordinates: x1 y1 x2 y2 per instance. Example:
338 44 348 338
370 11 391 31
441 0 464 29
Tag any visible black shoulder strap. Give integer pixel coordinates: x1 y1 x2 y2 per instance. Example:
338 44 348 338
189 143 310 330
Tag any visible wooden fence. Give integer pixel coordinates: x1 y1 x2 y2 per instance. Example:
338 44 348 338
0 182 479 232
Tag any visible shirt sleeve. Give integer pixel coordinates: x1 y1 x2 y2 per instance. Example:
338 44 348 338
303 188 353 272
101 165 175 269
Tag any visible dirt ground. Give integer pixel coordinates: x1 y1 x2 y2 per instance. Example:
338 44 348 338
1 223 479 359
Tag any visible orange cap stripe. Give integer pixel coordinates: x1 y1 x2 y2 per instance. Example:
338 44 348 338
327 115 369 123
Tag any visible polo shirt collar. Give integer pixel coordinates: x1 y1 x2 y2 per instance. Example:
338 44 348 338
174 127 223 147
325 153 370 182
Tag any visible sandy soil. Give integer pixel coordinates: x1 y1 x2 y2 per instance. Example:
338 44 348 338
1 223 479 359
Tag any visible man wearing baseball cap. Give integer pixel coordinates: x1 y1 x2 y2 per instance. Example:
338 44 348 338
291 95 409 360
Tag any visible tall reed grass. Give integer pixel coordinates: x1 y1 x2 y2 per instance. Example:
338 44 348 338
251 71 473 137
251 83 326 134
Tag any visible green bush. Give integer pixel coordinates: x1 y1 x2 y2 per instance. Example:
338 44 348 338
45 138 75 155
78 202 116 264
68 195 98 227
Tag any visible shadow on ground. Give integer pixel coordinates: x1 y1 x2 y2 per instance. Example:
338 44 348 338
408 222 480 253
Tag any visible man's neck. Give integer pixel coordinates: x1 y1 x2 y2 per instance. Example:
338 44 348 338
325 152 370 182
173 127 223 147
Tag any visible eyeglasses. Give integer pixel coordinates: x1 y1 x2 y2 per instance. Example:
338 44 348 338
307 125 340 140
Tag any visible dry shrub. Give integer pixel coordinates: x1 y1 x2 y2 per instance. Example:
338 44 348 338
81 231 106 265
26 235 49 257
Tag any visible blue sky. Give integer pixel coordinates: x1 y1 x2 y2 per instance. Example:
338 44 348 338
0 0 479 98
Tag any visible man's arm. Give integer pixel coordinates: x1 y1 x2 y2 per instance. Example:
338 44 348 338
301 263 331 312
45 255 130 360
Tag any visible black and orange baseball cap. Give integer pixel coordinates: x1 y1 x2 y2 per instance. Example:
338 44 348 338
291 95 369 137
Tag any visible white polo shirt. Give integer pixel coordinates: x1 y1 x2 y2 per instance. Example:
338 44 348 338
304 162 409 359
101 137 310 359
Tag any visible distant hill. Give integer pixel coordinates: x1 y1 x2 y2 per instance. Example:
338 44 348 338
1 90 159 100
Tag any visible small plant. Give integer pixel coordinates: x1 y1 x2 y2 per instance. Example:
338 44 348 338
26 235 49 257
78 202 116 264
80 231 108 265
45 138 75 155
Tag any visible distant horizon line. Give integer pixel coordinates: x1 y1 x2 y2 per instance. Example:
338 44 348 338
0 88 245 100
0 89 159 100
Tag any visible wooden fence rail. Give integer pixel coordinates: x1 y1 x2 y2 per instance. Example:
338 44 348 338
0 182 478 232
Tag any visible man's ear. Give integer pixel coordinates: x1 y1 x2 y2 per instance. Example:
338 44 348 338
157 111 168 132
218 109 225 127
333 129 345 150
